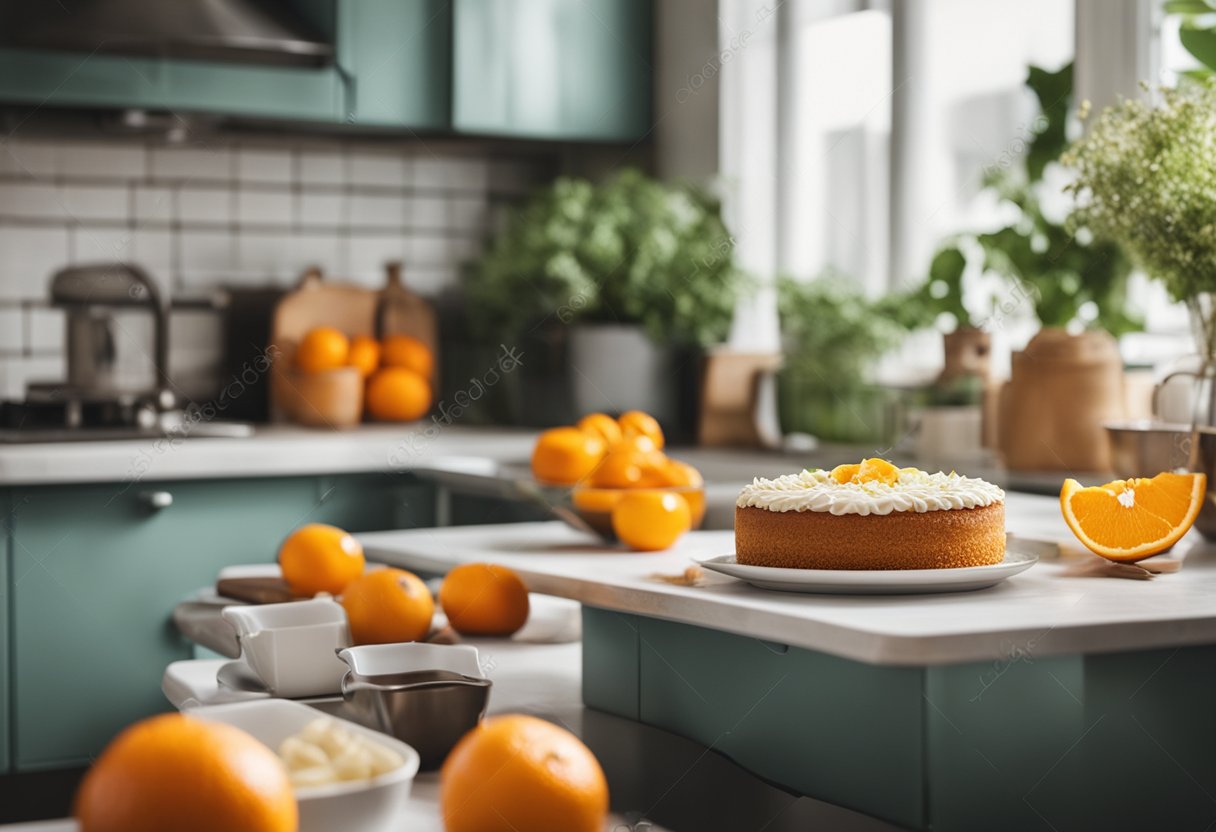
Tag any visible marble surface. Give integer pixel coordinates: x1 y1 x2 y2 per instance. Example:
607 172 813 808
0 424 539 485
360 491 1216 667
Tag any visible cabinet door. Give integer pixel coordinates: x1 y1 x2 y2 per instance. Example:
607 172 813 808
336 0 451 128
10 477 317 770
453 0 652 141
0 491 9 773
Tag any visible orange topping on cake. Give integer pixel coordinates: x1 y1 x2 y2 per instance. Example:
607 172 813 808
831 459 901 486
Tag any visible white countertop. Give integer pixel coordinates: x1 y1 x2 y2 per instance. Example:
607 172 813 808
359 492 1216 667
0 424 539 486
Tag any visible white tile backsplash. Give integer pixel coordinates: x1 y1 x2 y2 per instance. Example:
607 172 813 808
27 307 63 353
0 307 22 354
0 226 70 300
238 148 293 184
236 189 293 226
349 193 406 228
0 182 65 221
60 184 129 222
179 187 231 224
0 135 547 391
151 146 232 182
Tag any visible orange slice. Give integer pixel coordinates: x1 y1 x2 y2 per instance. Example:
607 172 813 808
1060 472 1207 562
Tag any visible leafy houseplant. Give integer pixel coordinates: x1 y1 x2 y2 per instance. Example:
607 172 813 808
1064 80 1216 427
922 63 1140 337
470 169 743 347
468 169 744 431
776 276 934 444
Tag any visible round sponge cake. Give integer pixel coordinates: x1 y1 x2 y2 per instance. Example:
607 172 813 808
734 463 1006 570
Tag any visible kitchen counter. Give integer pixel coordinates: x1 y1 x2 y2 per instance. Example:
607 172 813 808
359 491 1216 666
0 424 540 486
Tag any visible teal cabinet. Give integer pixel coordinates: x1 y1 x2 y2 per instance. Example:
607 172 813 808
0 50 344 123
0 494 9 773
453 0 652 141
337 0 451 128
7 473 436 771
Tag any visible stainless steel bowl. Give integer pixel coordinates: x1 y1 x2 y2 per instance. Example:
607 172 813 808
1104 420 1216 539
341 669 491 770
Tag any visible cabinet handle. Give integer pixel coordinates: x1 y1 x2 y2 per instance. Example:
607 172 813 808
138 490 174 510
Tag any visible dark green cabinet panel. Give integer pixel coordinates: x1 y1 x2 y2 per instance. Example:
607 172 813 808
0 50 343 122
453 0 652 141
337 0 451 128
0 493 9 773
10 477 318 770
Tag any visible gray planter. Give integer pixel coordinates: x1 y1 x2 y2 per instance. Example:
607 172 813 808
568 324 676 424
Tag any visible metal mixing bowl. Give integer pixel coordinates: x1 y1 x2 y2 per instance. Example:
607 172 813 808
341 670 491 770
1104 420 1216 539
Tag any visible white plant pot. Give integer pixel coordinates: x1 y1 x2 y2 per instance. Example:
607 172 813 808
916 406 984 468
568 324 675 422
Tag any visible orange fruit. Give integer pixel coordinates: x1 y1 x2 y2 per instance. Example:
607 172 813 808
572 487 623 515
439 563 530 637
1060 472 1207 562
590 436 665 488
366 367 431 422
295 326 350 374
341 567 435 644
830 463 860 484
531 427 606 485
617 410 664 449
657 459 706 527
75 713 296 832
441 714 608 832
347 335 381 378
857 458 900 485
381 334 434 378
577 413 622 445
612 491 691 551
278 523 365 597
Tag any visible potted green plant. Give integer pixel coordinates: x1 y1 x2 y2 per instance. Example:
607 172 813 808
917 63 1141 471
1064 80 1216 427
468 170 744 430
777 276 933 445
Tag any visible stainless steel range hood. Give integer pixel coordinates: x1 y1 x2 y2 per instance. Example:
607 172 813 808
0 0 334 68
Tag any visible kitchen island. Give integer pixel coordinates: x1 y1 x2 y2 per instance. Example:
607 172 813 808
359 493 1216 832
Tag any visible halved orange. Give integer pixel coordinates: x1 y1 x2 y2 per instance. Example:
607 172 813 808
1060 472 1207 562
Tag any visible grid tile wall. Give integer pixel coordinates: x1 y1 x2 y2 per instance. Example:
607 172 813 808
0 136 553 399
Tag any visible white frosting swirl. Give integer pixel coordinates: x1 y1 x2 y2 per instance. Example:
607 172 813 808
736 468 1004 516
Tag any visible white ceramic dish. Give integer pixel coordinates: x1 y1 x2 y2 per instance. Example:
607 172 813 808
337 642 483 678
192 699 420 832
222 599 350 698
698 546 1038 595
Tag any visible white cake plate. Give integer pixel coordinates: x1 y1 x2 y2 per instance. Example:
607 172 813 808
698 545 1038 595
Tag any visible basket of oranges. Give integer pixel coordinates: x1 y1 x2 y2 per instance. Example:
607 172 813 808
270 268 436 428
531 411 705 551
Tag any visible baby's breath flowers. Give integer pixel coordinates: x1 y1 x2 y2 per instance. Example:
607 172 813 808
1063 82 1216 302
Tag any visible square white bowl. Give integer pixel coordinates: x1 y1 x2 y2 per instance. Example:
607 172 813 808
192 699 420 832
222 599 350 699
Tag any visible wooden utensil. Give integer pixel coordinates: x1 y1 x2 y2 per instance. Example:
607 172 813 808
216 576 300 605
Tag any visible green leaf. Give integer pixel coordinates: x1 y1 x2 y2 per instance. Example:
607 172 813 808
1025 62 1072 182
1163 0 1216 15
1180 21 1216 73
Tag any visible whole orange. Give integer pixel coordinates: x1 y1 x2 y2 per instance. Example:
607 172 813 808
278 523 365 597
612 491 691 551
440 563 530 637
617 410 664 450
576 413 622 445
590 437 666 489
366 367 431 422
341 567 434 644
656 459 706 527
295 326 349 374
75 713 297 832
531 427 606 485
441 715 608 832
347 335 381 378
381 334 434 378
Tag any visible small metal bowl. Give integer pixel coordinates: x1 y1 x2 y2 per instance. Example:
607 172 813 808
1104 420 1216 539
336 644 491 770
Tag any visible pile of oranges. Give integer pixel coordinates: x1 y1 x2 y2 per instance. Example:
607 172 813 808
294 326 434 423
278 524 530 644
531 410 703 551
